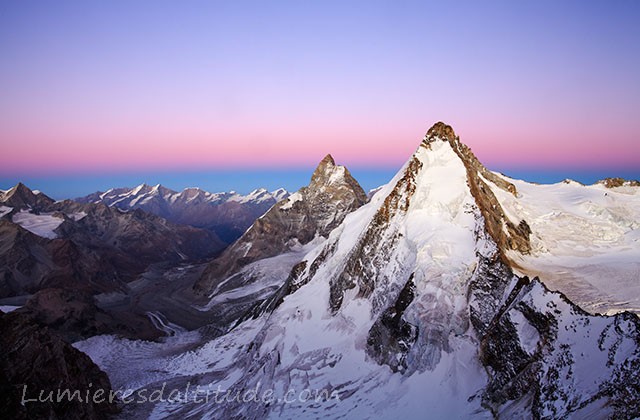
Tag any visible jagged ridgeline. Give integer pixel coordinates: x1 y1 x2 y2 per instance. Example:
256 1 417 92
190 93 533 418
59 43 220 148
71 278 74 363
194 154 368 296
75 122 640 419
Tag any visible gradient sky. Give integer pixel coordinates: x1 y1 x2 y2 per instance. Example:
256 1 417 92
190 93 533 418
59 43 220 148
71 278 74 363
1 1 639 198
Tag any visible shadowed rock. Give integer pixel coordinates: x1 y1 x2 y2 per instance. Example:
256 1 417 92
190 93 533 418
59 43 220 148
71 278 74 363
194 154 368 296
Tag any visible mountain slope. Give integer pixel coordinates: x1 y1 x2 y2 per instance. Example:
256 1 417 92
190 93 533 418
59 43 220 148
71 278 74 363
0 184 226 341
0 185 225 293
77 184 289 244
0 219 121 298
0 309 118 419
194 154 368 297
487 176 640 315
0 183 55 211
75 123 640 419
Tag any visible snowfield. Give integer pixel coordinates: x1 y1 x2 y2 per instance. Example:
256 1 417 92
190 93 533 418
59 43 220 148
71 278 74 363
12 210 64 239
74 130 640 419
489 176 640 315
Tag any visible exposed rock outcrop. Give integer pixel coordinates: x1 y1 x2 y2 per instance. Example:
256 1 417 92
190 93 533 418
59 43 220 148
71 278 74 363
426 122 532 260
0 310 119 419
598 177 640 188
18 288 162 342
194 154 367 296
1 183 224 341
366 274 418 372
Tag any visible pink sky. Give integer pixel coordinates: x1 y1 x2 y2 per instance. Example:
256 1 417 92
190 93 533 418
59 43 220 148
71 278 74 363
1 1 639 175
3 113 638 175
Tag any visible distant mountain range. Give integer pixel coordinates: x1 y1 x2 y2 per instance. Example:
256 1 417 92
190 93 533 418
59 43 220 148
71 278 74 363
2 123 640 418
76 184 289 244
0 182 227 342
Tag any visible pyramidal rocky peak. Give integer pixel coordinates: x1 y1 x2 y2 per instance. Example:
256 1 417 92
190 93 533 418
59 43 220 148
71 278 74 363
310 153 365 196
310 153 337 184
73 122 640 419
194 154 368 297
0 182 55 211
172 122 640 418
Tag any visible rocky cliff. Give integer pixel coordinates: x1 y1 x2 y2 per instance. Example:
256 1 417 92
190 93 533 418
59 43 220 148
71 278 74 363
0 310 119 419
194 154 367 296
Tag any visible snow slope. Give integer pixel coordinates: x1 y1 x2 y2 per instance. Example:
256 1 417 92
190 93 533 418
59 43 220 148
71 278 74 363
489 176 640 315
75 124 640 419
12 210 64 239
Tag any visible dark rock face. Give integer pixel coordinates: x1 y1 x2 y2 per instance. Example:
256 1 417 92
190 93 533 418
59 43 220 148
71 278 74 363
0 183 55 212
328 156 422 313
478 279 640 418
0 219 122 298
18 288 162 342
194 154 368 296
0 310 119 419
467 254 520 337
366 275 418 372
466 250 640 418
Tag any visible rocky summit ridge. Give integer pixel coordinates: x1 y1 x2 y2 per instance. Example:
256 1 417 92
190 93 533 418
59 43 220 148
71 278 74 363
20 122 640 419
166 122 640 419
194 154 368 298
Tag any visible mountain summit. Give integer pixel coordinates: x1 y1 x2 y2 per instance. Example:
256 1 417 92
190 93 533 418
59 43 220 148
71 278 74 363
424 122 531 259
76 122 640 419
194 154 368 297
0 183 54 211
310 153 338 185
424 120 458 142
181 122 640 418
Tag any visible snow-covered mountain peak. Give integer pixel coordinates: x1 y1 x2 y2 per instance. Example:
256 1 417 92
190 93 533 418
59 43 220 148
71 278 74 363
270 187 289 201
386 123 531 264
75 124 640 419
130 183 149 196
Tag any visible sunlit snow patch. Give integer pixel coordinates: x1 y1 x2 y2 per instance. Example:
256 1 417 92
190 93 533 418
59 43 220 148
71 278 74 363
12 210 64 239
